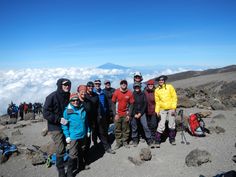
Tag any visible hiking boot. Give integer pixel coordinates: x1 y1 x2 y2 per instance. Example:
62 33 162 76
170 139 176 145
154 141 160 148
106 148 116 154
84 165 91 170
113 144 122 150
129 140 133 145
133 141 138 147
149 143 155 149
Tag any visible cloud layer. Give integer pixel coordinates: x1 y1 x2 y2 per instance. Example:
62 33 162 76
0 66 188 115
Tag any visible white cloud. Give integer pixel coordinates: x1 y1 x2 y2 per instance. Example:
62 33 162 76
0 66 188 115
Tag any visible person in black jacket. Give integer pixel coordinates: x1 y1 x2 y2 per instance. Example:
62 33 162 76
103 80 115 124
85 81 99 147
130 82 153 147
43 78 71 177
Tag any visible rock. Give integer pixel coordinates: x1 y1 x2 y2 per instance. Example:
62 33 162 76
198 111 212 118
31 119 44 123
0 131 8 140
232 155 236 163
210 99 226 110
139 148 152 161
41 128 48 137
207 126 225 134
212 114 226 120
0 125 7 131
31 152 47 166
13 124 27 129
128 156 143 166
185 149 211 167
24 112 35 120
8 118 17 124
178 97 196 108
12 129 23 136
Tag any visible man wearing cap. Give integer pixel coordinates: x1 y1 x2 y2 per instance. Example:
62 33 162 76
103 80 115 124
43 78 71 177
112 79 135 150
85 81 99 147
62 92 90 177
130 82 153 147
154 75 178 147
93 79 115 154
144 79 159 147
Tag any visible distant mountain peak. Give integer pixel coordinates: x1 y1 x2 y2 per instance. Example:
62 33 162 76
97 63 129 70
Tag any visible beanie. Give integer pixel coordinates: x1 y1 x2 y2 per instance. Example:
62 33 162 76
147 79 155 85
77 85 87 93
70 93 79 101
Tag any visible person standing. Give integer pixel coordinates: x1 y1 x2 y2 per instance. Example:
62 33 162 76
85 81 99 147
103 80 115 124
154 75 178 147
112 79 134 150
144 79 159 147
93 79 115 154
130 82 153 147
43 78 71 177
62 93 90 177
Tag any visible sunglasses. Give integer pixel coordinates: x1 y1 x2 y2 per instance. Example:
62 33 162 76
71 99 79 102
62 83 70 86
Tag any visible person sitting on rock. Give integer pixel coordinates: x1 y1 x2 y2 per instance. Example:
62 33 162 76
154 75 178 147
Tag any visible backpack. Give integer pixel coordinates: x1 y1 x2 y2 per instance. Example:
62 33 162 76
188 113 206 137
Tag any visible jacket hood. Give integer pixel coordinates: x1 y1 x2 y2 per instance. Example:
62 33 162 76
56 78 71 93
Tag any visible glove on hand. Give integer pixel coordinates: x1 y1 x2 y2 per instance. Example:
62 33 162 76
60 118 68 125
66 137 71 144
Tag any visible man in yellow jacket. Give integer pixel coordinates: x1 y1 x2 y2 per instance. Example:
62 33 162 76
154 75 177 147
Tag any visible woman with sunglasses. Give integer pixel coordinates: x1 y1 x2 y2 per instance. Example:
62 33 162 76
61 92 90 177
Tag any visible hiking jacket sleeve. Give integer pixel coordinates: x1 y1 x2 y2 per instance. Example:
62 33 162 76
61 108 70 138
43 92 62 124
140 93 147 116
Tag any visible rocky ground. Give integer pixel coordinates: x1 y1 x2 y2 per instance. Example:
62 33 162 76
1 70 236 177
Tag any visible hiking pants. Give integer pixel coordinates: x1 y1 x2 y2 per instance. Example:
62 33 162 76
130 114 152 142
146 114 158 141
51 131 66 170
114 116 130 145
97 116 111 151
157 110 176 133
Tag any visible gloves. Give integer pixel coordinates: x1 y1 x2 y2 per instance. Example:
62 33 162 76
87 132 91 137
66 137 71 144
60 118 68 125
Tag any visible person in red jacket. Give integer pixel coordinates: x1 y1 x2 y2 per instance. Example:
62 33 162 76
144 79 159 147
112 79 134 150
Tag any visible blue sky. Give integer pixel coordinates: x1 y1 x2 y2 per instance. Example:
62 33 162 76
0 0 236 69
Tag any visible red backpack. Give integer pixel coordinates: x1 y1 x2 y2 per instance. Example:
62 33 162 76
188 113 205 137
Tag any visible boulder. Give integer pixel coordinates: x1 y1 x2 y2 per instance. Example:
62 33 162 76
139 148 152 161
185 149 211 167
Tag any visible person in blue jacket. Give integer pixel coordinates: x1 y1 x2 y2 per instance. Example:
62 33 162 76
62 93 90 177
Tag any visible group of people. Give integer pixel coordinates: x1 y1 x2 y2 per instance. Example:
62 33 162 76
43 72 178 177
7 102 43 121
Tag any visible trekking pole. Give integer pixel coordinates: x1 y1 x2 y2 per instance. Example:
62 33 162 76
178 109 190 145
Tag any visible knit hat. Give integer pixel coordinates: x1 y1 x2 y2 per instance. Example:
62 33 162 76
133 82 141 88
77 85 87 93
147 79 155 85
120 79 128 85
70 93 79 101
